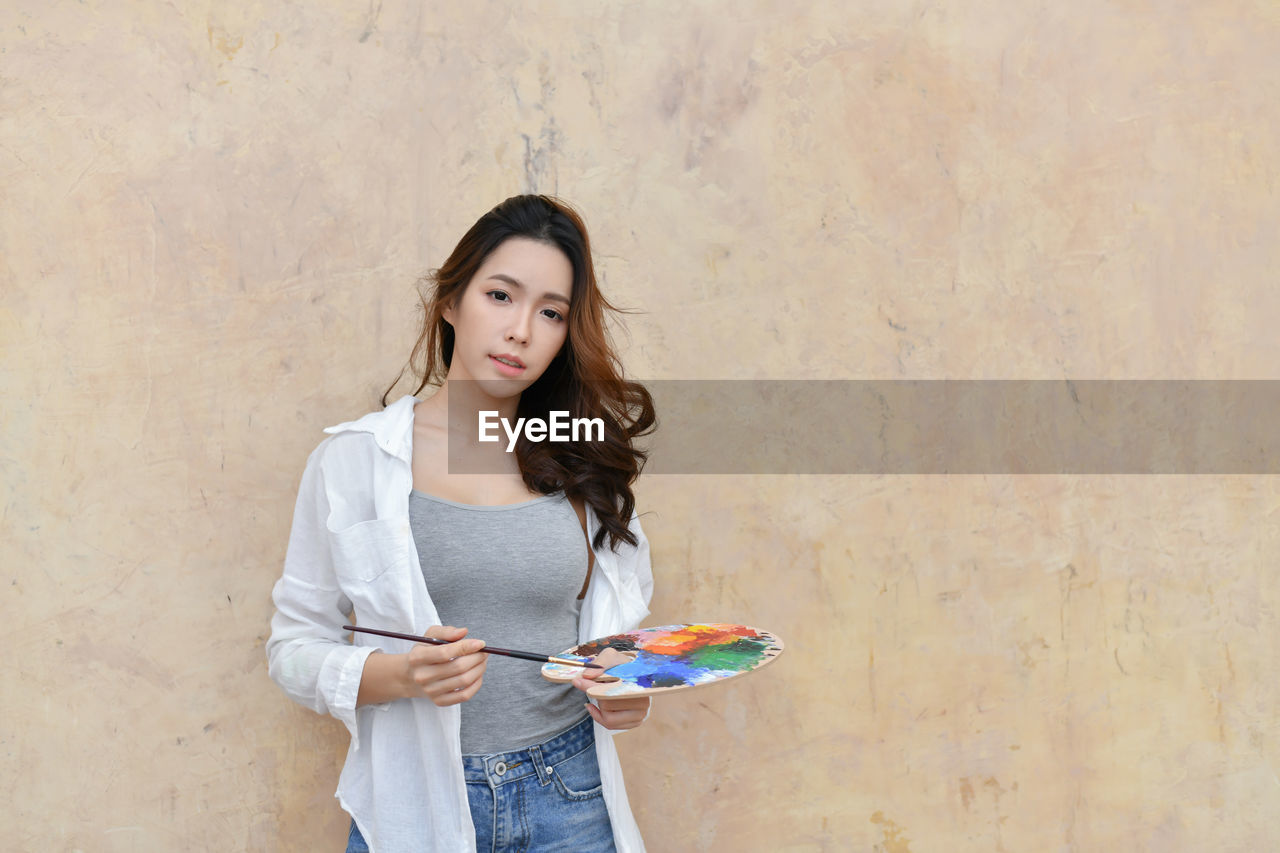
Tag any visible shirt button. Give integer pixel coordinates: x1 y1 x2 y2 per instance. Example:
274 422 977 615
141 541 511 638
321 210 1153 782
493 761 507 776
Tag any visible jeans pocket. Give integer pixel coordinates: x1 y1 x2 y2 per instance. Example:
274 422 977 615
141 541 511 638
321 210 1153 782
551 744 604 801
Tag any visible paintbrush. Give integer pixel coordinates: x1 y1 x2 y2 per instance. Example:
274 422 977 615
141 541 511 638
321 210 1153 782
343 625 603 669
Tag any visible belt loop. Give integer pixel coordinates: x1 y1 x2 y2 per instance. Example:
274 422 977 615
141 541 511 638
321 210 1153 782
529 744 552 786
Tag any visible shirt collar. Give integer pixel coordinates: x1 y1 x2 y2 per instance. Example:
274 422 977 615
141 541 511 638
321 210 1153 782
322 394 418 461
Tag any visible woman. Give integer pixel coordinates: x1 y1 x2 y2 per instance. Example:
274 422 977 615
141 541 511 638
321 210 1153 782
267 195 657 853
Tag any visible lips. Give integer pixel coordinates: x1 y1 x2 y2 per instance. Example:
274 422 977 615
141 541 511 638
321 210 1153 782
489 354 526 377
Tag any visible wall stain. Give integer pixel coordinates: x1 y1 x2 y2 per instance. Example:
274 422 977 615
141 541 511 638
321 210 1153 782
358 0 383 43
206 24 243 61
870 810 913 853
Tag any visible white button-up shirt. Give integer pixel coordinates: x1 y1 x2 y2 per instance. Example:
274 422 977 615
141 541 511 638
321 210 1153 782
266 395 653 852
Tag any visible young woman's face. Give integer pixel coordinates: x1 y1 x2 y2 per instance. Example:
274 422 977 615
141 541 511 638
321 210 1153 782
442 237 574 398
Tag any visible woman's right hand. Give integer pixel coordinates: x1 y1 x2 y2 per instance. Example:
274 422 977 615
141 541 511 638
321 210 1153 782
403 625 488 706
357 625 487 707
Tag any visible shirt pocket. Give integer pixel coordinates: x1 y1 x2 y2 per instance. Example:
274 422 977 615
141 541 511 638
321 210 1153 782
328 516 411 583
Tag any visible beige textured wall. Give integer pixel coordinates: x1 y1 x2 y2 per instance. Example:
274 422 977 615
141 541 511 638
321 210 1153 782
4 2 1278 850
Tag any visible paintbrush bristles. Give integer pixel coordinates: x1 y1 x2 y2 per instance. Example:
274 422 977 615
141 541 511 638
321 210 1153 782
547 656 593 667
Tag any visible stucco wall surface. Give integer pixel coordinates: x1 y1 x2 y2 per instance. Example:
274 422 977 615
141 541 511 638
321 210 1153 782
3 2 1278 850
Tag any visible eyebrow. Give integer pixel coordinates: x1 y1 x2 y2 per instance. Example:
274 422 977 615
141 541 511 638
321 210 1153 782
487 273 571 306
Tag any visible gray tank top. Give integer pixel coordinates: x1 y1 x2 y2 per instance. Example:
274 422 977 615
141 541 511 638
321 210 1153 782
408 489 590 754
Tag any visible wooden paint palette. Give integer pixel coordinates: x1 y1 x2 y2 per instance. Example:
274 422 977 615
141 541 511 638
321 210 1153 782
541 623 784 698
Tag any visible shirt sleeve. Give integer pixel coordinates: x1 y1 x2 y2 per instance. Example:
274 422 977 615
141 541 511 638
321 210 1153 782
598 509 656 732
265 441 378 746
632 511 654 609
618 509 654 630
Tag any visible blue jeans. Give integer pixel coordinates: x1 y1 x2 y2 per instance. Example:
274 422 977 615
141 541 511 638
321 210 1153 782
345 715 615 852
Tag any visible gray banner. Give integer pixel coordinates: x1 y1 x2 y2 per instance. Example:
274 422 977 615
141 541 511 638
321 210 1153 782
447 381 1280 474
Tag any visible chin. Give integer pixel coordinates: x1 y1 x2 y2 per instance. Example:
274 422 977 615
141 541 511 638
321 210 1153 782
471 376 531 399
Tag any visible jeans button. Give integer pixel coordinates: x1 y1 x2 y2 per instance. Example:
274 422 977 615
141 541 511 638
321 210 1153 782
494 761 507 776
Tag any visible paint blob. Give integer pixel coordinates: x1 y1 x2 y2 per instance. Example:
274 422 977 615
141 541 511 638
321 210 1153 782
542 623 784 697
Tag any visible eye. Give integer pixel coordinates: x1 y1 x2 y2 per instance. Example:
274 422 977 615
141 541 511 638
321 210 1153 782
541 307 565 322
486 290 512 303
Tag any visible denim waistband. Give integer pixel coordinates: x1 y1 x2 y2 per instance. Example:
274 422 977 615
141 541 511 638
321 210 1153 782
461 714 595 787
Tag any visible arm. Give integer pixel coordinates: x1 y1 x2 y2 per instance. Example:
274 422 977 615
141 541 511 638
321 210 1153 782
265 443 377 740
572 510 655 730
266 444 490 728
356 625 488 707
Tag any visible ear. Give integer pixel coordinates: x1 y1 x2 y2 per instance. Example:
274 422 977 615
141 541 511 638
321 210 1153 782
441 296 457 325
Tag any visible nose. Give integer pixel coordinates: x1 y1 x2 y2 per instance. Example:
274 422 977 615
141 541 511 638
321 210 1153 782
505 310 532 345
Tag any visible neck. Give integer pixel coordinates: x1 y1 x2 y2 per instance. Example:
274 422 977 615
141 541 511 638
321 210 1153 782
435 378 521 445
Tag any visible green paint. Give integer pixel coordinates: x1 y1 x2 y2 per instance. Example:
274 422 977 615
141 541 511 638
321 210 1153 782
684 637 772 671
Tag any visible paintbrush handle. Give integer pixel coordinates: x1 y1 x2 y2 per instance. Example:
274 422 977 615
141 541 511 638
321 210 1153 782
342 625 601 669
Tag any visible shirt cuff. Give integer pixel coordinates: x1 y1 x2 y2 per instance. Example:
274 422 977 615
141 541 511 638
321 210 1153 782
323 643 381 747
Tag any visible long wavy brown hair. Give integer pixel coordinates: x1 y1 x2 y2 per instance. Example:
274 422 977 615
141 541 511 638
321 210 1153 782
382 195 655 551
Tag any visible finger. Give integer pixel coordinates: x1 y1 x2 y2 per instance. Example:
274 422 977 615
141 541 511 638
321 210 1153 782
596 706 648 729
411 651 488 686
424 624 467 642
424 662 487 701
431 674 485 706
449 653 488 679
595 706 648 722
596 697 650 713
442 637 487 659
583 702 603 725
407 655 486 697
571 673 617 692
588 647 633 671
596 701 648 719
409 636 486 664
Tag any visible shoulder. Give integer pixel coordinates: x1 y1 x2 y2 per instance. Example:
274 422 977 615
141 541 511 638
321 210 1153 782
323 395 417 443
302 396 417 480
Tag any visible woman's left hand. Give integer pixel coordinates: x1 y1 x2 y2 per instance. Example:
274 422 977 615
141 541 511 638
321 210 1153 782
572 647 651 731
